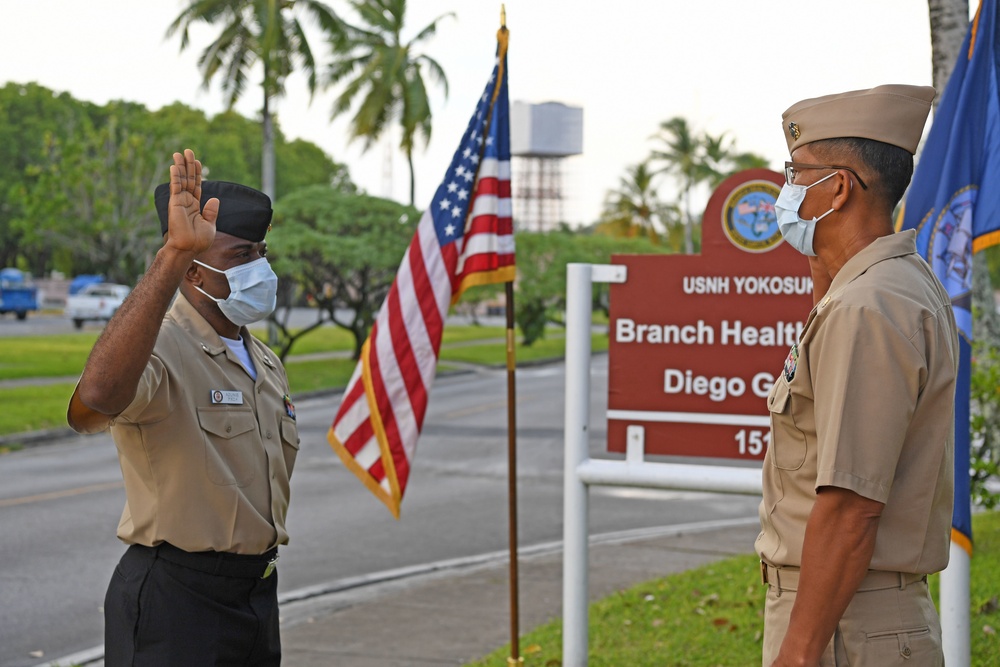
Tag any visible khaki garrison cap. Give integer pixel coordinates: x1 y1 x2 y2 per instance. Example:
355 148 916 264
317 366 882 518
781 84 936 155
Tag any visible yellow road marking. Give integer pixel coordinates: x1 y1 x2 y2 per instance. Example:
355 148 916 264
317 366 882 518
0 480 123 508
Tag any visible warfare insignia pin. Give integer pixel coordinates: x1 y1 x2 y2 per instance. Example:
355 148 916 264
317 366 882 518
283 394 296 420
788 121 801 140
783 343 799 382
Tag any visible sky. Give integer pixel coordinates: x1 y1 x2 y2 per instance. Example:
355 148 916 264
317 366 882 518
0 0 956 226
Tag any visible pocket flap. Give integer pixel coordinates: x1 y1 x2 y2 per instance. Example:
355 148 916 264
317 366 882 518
280 416 300 449
767 379 791 414
197 408 256 440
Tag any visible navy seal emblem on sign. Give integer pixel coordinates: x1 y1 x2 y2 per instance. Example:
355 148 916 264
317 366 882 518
721 180 784 253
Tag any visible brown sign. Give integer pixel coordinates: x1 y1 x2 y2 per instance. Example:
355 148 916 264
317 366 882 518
607 169 814 461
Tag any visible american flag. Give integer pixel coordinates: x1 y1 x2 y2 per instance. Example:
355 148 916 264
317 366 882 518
327 30 514 517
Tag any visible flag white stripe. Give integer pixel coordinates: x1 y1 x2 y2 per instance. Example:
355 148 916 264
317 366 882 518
332 388 372 444
477 158 498 179
469 194 498 220
353 436 381 470
496 198 512 218
394 248 438 391
372 309 420 461
461 232 516 257
417 210 453 316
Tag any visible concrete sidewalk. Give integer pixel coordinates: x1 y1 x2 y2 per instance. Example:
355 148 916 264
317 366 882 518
45 518 761 667
277 519 761 667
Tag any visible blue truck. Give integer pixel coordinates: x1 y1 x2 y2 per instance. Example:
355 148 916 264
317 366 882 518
0 268 39 320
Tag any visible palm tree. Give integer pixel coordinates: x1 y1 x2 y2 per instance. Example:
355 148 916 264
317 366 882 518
650 117 701 254
597 162 664 242
324 0 451 206
167 0 344 200
700 132 771 188
928 0 970 99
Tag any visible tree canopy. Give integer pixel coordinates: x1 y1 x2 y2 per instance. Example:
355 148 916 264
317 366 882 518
268 184 418 358
0 82 352 282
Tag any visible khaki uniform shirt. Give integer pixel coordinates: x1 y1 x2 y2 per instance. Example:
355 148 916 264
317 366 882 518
84 294 299 555
756 230 957 574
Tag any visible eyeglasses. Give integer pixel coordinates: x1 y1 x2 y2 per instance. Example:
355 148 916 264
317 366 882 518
784 161 868 190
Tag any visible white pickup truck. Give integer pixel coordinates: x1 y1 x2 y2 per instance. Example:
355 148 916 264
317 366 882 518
65 283 130 329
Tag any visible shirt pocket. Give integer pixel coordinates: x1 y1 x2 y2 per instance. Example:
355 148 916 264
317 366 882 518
197 407 258 487
767 378 807 471
279 415 300 475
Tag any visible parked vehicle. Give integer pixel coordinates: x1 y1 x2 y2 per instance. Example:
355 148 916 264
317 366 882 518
0 268 39 320
65 283 130 329
68 274 106 295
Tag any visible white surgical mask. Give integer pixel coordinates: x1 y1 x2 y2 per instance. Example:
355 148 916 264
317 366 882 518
774 171 838 256
193 257 278 326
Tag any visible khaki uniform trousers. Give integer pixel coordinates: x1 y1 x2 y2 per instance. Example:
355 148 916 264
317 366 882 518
761 566 943 666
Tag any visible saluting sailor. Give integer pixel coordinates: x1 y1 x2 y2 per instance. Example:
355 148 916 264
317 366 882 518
68 149 299 666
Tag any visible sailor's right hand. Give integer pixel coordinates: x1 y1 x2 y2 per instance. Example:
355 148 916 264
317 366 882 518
163 149 219 256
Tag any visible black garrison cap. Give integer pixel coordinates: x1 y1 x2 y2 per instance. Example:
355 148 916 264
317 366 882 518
154 180 273 242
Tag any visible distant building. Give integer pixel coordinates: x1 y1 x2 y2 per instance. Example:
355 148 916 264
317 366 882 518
511 101 583 231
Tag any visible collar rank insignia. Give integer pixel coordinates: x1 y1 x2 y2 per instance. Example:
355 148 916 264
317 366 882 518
783 343 799 382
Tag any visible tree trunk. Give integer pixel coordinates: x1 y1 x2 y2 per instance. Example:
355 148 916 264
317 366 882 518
262 87 276 201
407 146 416 207
928 0 970 98
682 185 694 255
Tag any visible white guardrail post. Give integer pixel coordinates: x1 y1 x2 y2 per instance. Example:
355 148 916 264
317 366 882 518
562 263 602 667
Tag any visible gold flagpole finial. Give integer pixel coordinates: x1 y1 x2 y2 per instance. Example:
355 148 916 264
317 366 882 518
501 4 506 28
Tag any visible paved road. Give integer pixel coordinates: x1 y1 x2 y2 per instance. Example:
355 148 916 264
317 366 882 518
0 355 761 667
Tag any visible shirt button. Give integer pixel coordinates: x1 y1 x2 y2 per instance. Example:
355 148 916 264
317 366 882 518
266 431 272 439
902 647 911 657
226 425 232 433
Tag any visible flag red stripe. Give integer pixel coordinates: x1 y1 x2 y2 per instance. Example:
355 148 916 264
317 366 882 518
386 285 429 431
407 237 444 356
365 322 411 491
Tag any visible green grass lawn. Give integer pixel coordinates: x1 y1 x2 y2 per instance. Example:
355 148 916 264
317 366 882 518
467 512 1000 666
0 333 98 380
0 383 77 436
0 323 605 436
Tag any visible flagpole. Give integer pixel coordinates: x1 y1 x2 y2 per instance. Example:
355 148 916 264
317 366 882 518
495 10 523 666
504 279 522 666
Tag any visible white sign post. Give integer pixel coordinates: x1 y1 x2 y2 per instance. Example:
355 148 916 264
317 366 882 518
562 263 763 666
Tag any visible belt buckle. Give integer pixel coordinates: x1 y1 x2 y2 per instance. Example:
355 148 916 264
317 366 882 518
262 553 279 579
760 560 768 585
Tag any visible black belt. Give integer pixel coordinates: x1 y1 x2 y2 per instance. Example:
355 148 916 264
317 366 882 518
147 542 279 579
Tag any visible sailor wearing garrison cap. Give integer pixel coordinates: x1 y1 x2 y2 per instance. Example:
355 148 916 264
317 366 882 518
756 85 959 667
69 150 298 665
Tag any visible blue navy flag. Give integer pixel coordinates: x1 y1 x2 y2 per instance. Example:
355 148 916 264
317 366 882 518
898 0 1000 554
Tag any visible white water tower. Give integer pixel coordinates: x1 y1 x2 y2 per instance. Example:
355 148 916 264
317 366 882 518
511 101 583 231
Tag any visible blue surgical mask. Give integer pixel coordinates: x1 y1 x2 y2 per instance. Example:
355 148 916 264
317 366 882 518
193 257 278 326
774 171 838 256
